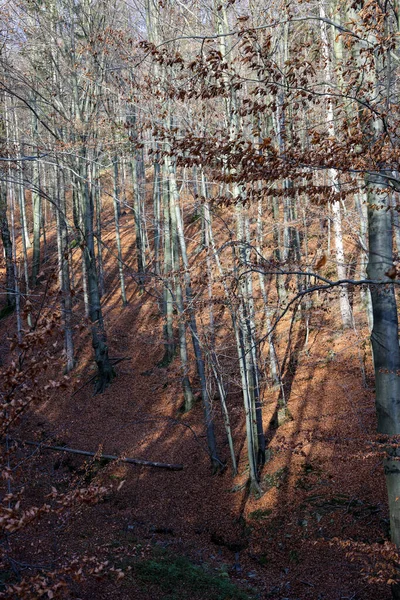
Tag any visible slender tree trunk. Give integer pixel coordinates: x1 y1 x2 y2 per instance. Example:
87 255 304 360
31 110 41 286
392 193 400 256
73 184 90 318
94 161 105 297
160 162 175 366
57 171 74 373
41 161 47 263
79 160 114 392
4 95 21 340
319 2 353 328
256 195 280 386
170 197 194 411
15 175 31 328
153 144 161 275
0 184 15 310
215 0 262 488
203 177 237 474
129 113 146 288
166 152 222 471
113 153 127 305
356 193 373 332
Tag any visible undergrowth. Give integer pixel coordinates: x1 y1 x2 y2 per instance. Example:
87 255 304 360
130 549 256 600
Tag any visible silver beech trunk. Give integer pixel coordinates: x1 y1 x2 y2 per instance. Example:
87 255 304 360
367 173 400 546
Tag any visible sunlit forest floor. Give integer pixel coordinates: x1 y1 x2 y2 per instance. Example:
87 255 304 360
0 197 392 600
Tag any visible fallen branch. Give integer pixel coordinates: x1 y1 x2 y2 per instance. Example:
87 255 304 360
15 440 183 471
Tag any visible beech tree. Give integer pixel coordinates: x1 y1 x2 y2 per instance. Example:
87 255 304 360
3 0 400 572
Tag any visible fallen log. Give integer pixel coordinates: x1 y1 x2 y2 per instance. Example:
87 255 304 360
17 440 183 471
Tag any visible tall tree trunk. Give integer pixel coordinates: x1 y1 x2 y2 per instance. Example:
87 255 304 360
203 175 237 474
31 109 41 286
129 112 146 288
319 2 353 328
113 153 127 305
166 152 222 471
56 171 74 373
160 162 175 366
0 184 15 310
4 95 22 340
79 162 114 392
170 189 194 412
153 143 161 275
367 174 400 547
215 0 263 489
93 160 105 297
356 193 373 332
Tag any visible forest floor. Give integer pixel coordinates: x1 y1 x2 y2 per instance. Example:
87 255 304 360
0 203 395 600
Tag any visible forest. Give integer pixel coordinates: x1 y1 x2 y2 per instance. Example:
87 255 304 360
1 0 400 598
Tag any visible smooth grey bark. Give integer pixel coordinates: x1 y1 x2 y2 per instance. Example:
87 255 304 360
9 180 22 342
0 183 15 310
276 20 292 267
81 252 90 319
348 0 400 552
356 193 373 332
55 177 63 290
72 185 89 317
166 151 222 471
15 172 31 328
18 174 31 253
94 163 105 297
56 170 74 372
256 194 280 386
10 107 30 313
175 280 195 411
170 192 194 412
31 109 41 287
392 193 400 256
79 162 114 392
12 107 31 254
272 194 287 304
319 2 353 329
203 175 237 474
215 0 263 489
4 95 21 340
236 205 266 471
129 113 146 288
152 143 161 275
40 162 47 263
160 162 175 366
113 153 127 305
367 174 400 547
